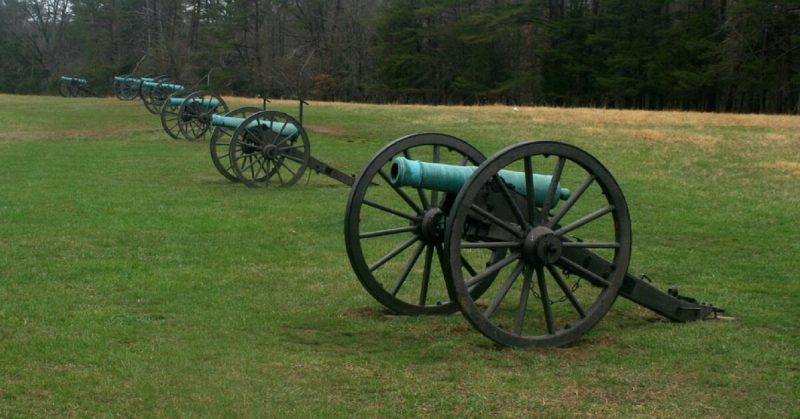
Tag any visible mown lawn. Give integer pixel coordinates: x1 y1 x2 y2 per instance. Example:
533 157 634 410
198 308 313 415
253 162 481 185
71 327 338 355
0 94 798 417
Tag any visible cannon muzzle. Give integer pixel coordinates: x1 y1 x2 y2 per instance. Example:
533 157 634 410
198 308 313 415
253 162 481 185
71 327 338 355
390 156 570 206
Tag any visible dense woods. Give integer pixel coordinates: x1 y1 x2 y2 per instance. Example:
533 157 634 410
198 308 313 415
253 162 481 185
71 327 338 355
0 0 797 113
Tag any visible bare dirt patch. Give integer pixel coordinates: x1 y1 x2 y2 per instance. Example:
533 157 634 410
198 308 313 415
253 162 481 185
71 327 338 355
304 124 351 136
0 127 149 142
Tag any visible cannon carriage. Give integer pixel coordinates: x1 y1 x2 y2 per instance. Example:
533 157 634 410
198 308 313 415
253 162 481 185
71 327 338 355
344 133 720 348
58 76 94 98
141 80 188 114
113 75 167 101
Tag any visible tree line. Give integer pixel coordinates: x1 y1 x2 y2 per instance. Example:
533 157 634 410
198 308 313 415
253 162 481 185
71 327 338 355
0 0 797 113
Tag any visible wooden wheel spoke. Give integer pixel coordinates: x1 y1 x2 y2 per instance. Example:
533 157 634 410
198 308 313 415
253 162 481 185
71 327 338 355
513 267 533 335
469 204 524 238
536 266 555 334
465 252 519 290
418 245 435 305
523 156 537 225
557 256 610 287
431 145 441 207
541 157 566 222
494 174 530 230
379 168 423 214
553 205 614 237
362 199 416 221
360 225 418 239
368 235 420 272
547 174 595 229
390 242 426 296
460 241 520 249
484 261 524 319
547 265 586 318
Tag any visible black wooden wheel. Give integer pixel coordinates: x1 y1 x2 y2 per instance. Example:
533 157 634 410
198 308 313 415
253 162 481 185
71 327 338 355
140 80 159 112
209 107 263 182
144 79 181 114
119 77 141 101
73 83 90 97
138 75 167 101
444 141 632 347
344 133 504 315
57 78 72 97
138 78 157 104
228 111 309 187
159 91 191 140
177 91 229 141
113 75 127 100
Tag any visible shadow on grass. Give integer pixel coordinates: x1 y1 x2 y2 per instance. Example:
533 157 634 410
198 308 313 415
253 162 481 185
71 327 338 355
275 304 662 362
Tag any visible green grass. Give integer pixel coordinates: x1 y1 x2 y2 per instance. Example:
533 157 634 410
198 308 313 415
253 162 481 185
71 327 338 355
0 94 798 417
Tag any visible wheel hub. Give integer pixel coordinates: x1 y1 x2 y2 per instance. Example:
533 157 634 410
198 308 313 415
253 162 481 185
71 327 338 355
262 144 279 159
418 208 445 244
198 111 213 124
522 226 562 266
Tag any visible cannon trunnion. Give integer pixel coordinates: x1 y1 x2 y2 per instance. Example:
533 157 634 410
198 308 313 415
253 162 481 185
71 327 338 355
345 134 720 348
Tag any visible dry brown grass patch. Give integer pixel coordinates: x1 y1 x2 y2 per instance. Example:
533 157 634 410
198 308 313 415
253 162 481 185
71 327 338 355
620 128 720 151
304 124 351 136
470 105 800 129
0 127 150 142
763 160 800 178
579 126 609 136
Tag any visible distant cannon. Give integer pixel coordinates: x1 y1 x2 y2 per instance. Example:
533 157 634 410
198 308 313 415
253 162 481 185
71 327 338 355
112 75 166 101
159 91 228 141
142 80 187 114
58 76 94 98
344 134 722 348
208 99 354 187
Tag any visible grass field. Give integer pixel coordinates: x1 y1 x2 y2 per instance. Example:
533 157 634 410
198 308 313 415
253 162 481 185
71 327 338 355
0 93 798 417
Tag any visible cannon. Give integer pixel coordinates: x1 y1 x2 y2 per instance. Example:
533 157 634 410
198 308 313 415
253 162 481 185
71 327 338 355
58 76 94 97
142 80 187 114
112 75 138 100
344 133 722 348
159 90 228 141
209 100 354 188
112 75 166 101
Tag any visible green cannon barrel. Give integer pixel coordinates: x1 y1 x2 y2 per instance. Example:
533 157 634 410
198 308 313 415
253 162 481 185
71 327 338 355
390 157 571 206
114 76 154 83
210 115 299 136
142 81 185 91
61 76 88 84
168 97 221 107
